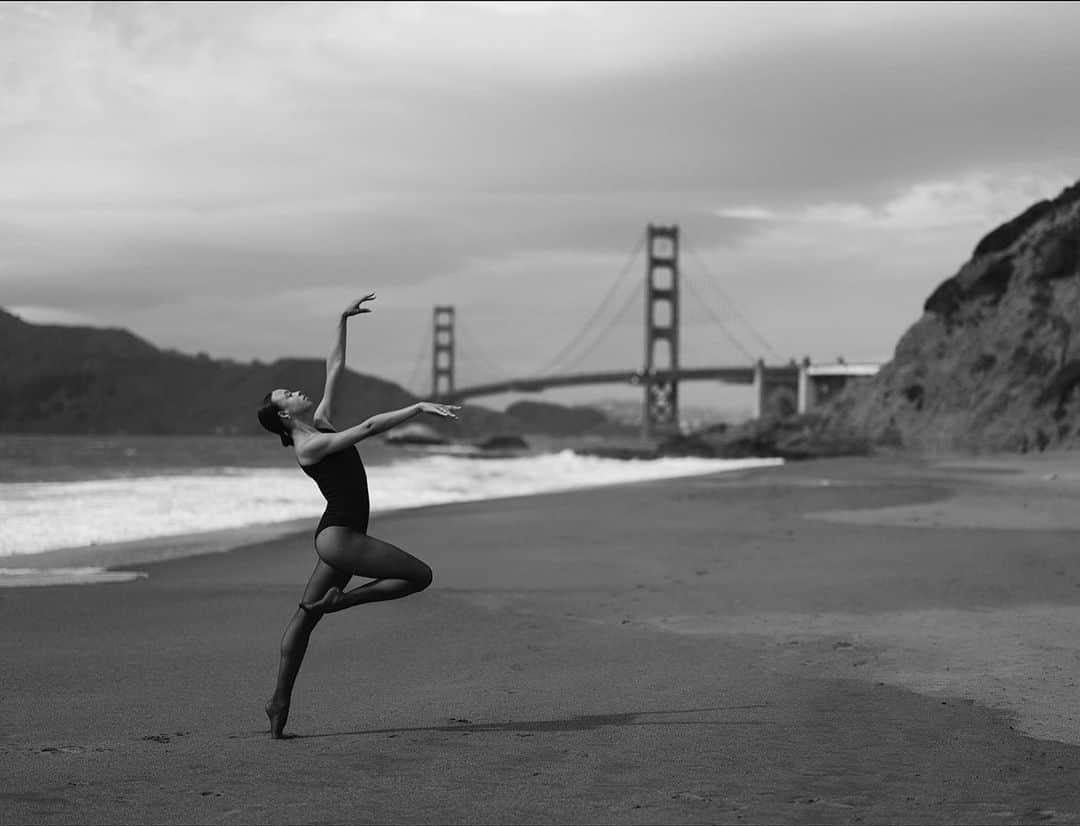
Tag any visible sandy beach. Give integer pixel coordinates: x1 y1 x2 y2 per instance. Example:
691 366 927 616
4 453 1080 824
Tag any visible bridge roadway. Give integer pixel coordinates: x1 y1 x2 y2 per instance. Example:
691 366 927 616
441 364 799 403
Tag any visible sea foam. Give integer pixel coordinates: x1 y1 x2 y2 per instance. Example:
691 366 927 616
0 450 781 558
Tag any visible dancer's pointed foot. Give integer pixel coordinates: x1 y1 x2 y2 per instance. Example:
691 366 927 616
300 586 347 615
266 698 290 739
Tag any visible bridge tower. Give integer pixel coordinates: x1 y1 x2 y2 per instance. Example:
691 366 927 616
642 224 680 440
431 305 455 399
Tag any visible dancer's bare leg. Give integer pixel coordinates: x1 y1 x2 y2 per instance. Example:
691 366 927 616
301 530 433 615
266 559 350 739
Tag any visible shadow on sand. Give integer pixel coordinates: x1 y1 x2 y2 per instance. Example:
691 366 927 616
290 704 774 740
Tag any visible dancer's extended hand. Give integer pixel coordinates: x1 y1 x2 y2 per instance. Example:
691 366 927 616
417 402 460 419
342 294 376 318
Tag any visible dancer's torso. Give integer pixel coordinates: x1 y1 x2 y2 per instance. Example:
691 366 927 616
300 427 370 536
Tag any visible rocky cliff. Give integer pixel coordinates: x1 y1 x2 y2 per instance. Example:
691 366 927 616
822 180 1080 453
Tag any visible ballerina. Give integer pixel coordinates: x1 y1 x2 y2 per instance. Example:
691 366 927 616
256 294 459 738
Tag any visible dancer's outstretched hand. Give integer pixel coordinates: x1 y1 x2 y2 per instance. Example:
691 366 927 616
342 294 376 318
417 402 460 419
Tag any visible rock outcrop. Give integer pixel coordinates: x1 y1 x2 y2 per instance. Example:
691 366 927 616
658 414 870 460
820 180 1080 453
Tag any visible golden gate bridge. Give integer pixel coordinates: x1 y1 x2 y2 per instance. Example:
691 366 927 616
403 225 879 440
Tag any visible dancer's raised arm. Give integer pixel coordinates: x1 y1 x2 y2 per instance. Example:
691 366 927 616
313 294 375 428
299 402 459 464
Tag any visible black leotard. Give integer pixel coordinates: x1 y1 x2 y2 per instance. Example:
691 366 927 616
299 427 370 539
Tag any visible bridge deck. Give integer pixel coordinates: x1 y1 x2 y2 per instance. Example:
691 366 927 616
441 363 880 402
444 366 774 401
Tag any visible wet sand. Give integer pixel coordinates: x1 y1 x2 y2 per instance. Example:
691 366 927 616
3 454 1080 824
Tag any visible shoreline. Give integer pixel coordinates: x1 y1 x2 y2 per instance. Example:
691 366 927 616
7 446 1080 578
0 457 785 576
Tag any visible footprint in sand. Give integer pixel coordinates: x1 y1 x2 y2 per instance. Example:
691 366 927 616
140 731 189 744
1025 809 1076 822
672 791 708 803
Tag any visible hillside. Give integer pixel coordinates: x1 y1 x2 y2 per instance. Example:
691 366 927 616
817 180 1080 453
504 400 635 438
0 309 607 438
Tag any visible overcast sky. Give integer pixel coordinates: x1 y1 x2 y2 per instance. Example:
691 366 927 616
3 1 1079 406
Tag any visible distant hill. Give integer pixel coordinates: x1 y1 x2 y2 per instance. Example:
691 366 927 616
505 400 634 437
0 309 610 438
815 179 1080 453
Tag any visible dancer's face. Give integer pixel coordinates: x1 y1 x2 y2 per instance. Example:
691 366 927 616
270 388 313 418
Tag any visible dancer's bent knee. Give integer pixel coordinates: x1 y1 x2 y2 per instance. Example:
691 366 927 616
412 563 433 592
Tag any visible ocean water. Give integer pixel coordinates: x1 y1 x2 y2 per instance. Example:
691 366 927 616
0 434 782 584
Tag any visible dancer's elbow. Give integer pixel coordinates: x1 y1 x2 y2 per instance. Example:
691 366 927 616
355 419 379 440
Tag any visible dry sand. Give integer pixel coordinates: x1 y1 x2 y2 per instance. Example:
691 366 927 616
4 453 1080 824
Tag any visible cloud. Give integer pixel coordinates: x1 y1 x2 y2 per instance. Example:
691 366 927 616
1 1 1078 390
5 304 100 327
716 172 1076 234
687 174 1080 366
7 1 1077 209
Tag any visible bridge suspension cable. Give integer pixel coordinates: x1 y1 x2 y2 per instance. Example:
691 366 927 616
682 274 755 361
549 271 642 374
455 318 516 386
683 235 782 361
529 229 646 377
